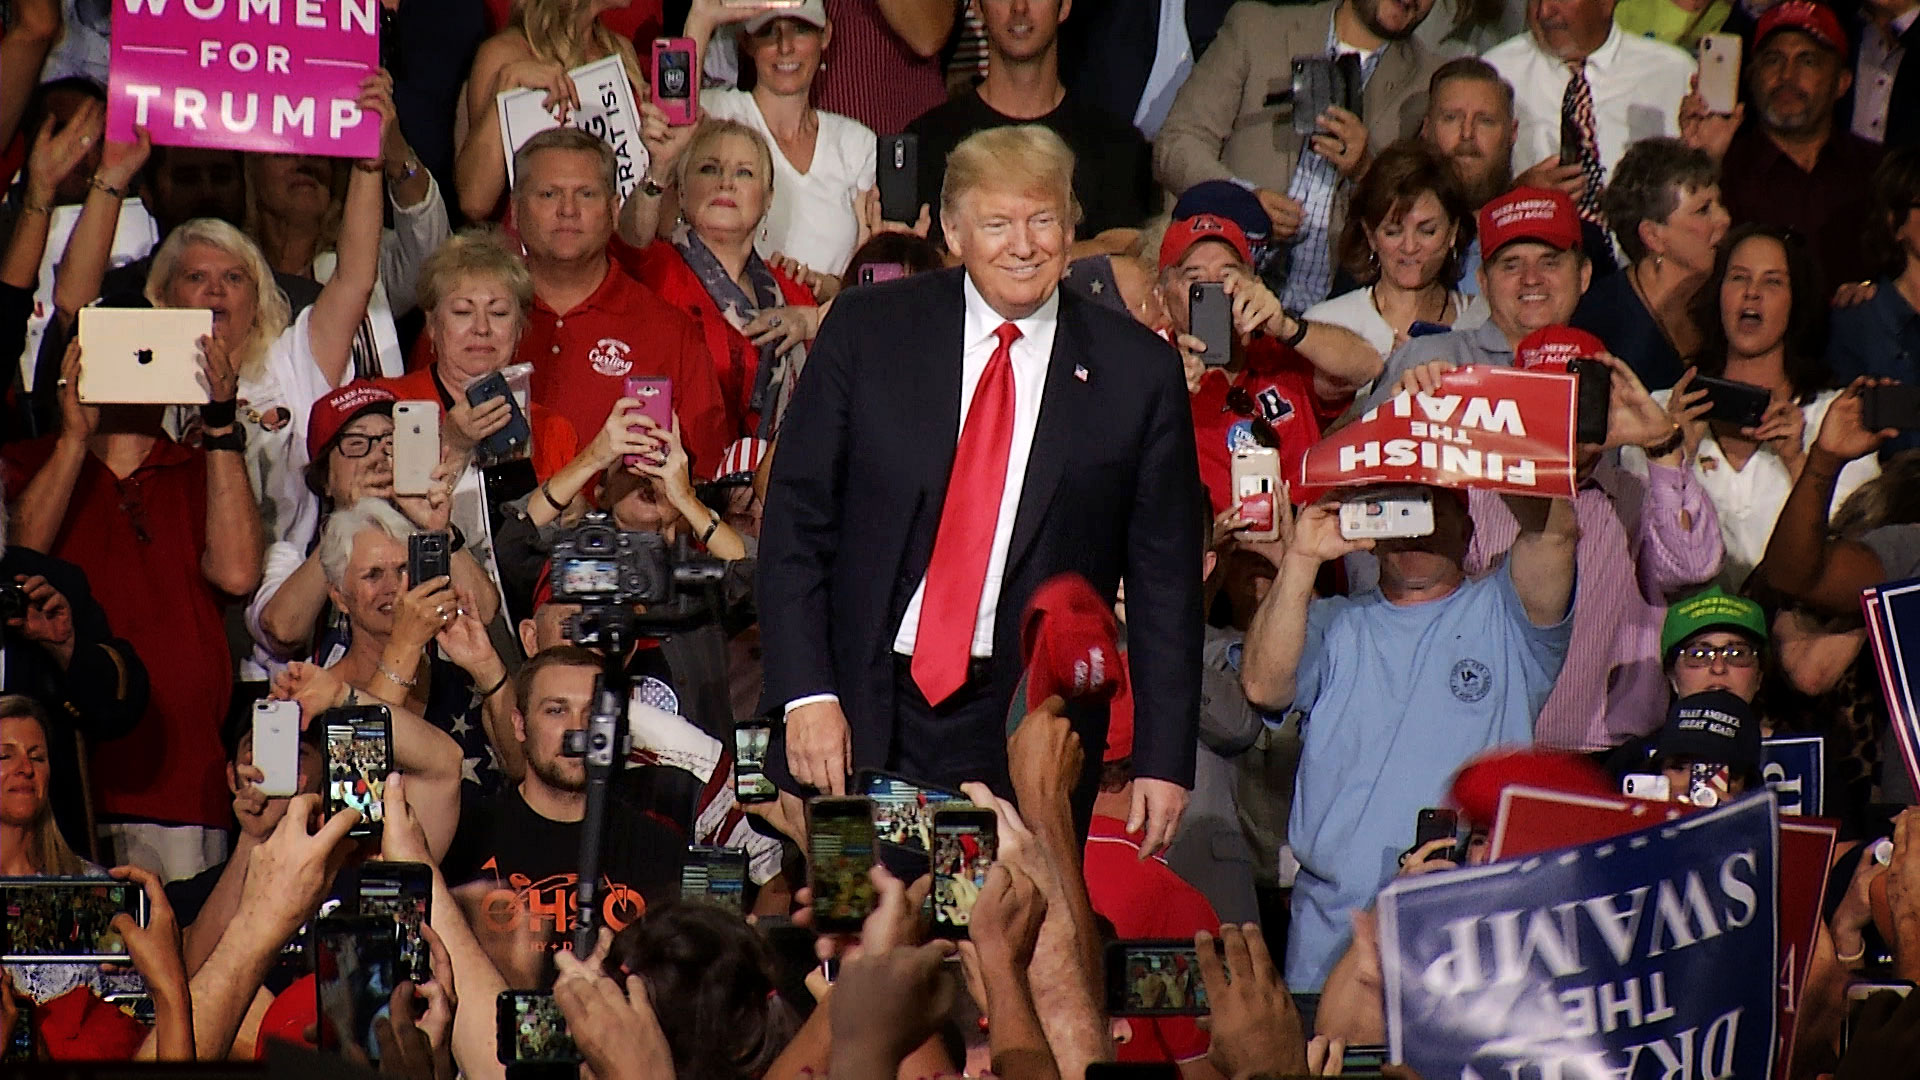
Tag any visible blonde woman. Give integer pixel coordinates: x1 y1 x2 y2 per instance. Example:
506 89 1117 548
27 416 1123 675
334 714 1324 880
455 0 646 222
53 78 395 551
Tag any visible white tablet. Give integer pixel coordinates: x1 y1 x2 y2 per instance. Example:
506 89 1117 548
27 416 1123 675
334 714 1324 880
77 307 214 405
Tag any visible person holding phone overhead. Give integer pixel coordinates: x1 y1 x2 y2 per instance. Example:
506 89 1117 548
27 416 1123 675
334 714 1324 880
1625 224 1880 588
615 119 821 441
760 125 1203 852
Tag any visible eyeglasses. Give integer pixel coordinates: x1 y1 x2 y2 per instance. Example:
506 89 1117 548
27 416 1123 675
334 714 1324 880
335 432 394 460
1676 644 1761 669
1223 386 1280 449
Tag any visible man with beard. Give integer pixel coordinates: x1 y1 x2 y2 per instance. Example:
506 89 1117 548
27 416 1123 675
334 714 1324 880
907 0 1153 253
439 646 690 952
1483 0 1693 226
1418 57 1618 300
1154 0 1444 311
1686 0 1884 290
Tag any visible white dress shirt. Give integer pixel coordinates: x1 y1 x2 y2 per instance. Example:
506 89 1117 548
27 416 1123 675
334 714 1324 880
1484 24 1695 178
784 275 1060 716
893 275 1060 658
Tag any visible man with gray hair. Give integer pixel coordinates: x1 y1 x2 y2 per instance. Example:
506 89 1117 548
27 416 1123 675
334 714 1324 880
761 123 1205 854
500 127 732 477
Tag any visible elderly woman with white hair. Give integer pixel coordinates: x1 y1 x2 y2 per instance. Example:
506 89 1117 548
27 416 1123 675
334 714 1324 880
50 76 395 553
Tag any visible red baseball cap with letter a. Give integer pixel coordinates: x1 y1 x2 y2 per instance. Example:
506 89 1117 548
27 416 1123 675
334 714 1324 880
1515 325 1607 373
1159 214 1254 272
1478 187 1582 258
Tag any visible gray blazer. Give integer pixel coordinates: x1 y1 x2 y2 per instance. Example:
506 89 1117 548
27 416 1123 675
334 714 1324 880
1154 0 1441 198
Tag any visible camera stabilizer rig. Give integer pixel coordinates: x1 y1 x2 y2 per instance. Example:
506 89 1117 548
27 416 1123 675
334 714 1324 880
551 513 727 952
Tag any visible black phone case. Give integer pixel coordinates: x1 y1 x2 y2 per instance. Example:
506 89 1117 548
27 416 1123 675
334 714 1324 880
1568 359 1611 444
1862 384 1920 432
1696 375 1771 428
877 134 919 223
407 532 450 587
465 373 532 462
1189 283 1233 368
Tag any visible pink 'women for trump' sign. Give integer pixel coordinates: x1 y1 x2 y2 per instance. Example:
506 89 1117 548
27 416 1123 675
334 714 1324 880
107 0 381 158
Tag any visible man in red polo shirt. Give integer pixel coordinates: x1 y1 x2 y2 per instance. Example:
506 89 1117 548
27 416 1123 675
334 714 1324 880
509 128 732 478
1160 214 1380 514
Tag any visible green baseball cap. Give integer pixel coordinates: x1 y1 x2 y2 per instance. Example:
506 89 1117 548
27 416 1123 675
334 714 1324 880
1660 586 1769 659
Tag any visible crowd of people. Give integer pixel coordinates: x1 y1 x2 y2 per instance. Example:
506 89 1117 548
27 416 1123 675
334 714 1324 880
9 0 1920 1074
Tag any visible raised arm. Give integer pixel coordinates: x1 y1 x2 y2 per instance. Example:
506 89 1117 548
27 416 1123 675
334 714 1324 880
1504 494 1579 628
876 0 958 58
1224 269 1384 397
302 76 395 387
1240 501 1363 710
198 336 265 596
10 342 99 554
456 39 577 223
51 129 150 323
0 0 60 151
3 102 103 292
1756 378 1898 616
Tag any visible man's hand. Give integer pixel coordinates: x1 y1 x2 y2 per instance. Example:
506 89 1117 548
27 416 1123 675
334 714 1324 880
1677 75 1742 164
785 699 851 795
1222 266 1285 339
56 341 100 446
1196 924 1309 1079
1815 378 1899 463
1127 777 1191 860
9 574 76 666
23 97 101 206
1007 695 1082 817
552 937 674 1080
270 660 352 724
1832 838 1888 966
1393 359 1458 398
829 940 960 1075
1396 838 1461 877
1288 499 1374 566
230 763 280 840
236 793 361 944
1308 106 1370 180
967 862 1048 970
1254 189 1303 241
1885 808 1920 966
1512 155 1586 197
1595 352 1677 452
380 773 434 865
109 865 190 1001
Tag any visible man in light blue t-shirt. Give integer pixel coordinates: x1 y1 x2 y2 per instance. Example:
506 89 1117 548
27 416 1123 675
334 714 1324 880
1241 484 1577 990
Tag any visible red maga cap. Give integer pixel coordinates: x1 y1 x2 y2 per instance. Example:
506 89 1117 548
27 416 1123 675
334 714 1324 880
1478 186 1582 257
1514 325 1607 373
1757 0 1848 60
1021 573 1126 711
305 382 399 461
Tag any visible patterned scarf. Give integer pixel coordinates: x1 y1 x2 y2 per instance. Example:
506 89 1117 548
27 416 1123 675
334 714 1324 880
670 222 807 439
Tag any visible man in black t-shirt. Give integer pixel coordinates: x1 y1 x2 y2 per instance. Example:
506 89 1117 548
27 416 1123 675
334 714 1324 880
904 0 1154 251
439 647 688 954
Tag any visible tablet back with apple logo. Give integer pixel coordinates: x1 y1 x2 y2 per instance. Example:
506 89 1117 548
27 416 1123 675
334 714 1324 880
77 307 214 404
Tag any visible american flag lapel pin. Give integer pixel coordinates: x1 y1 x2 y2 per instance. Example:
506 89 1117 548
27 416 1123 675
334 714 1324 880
1074 364 1089 383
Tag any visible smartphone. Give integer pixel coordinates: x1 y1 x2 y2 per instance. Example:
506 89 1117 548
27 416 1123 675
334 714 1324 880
497 990 581 1065
1844 981 1915 1052
1694 374 1772 428
1622 773 1673 800
1413 807 1463 864
358 860 432 985
1567 357 1612 445
733 718 776 804
624 376 674 468
1340 1045 1392 1078
251 698 302 798
1338 489 1436 540
808 796 878 933
1686 762 1732 808
1697 33 1742 115
1105 939 1212 1016
406 531 450 589
315 915 399 1060
1229 446 1287 543
858 770 965 852
1862 383 1920 432
1290 55 1351 137
877 133 919 223
464 371 532 463
859 262 906 285
1085 1066 1179 1080
1188 281 1232 368
1560 109 1585 167
324 706 393 837
391 401 440 497
931 807 998 939
0 878 147 962
680 845 749 912
651 38 697 126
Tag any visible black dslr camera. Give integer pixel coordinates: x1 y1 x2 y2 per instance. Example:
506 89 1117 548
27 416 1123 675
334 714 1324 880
550 512 726 646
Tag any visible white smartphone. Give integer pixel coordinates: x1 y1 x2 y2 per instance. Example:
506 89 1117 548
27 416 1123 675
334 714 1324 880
77 307 214 405
251 699 301 797
1229 446 1289 543
1337 488 1435 540
392 401 440 497
1621 773 1672 801
1697 33 1742 115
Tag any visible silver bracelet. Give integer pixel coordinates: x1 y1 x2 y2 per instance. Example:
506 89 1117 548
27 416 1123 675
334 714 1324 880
376 662 418 689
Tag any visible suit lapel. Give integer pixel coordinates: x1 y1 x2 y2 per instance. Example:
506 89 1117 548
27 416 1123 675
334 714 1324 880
1004 292 1093 574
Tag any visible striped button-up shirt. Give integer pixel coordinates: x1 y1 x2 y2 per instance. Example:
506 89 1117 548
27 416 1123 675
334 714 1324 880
1464 457 1723 751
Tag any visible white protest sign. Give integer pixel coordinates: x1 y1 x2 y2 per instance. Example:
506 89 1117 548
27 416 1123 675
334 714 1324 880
497 56 650 202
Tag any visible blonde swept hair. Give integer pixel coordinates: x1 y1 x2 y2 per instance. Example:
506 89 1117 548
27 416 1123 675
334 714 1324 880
145 218 291 381
417 228 535 324
509 0 644 98
0 697 85 876
674 118 777 207
938 125 1083 231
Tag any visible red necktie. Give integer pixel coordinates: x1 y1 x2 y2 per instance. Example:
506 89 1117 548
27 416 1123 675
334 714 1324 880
912 321 1024 705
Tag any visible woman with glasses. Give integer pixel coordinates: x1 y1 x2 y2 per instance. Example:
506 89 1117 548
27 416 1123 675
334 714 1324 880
1622 224 1878 589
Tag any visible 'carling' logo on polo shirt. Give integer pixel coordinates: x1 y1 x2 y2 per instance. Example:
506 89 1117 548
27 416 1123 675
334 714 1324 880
589 337 634 377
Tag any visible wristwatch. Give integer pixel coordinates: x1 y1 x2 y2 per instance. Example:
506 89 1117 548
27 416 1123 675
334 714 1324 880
202 428 247 454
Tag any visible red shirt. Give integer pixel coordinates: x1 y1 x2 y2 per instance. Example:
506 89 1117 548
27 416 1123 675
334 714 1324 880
1189 338 1340 515
515 260 733 480
1 437 233 828
619 242 816 437
370 369 579 482
1084 814 1219 1064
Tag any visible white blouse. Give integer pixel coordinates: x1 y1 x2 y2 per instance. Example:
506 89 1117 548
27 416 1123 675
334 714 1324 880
699 88 877 278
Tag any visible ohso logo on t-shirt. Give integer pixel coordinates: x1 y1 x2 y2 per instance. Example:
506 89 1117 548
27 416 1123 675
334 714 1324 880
475 861 647 949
